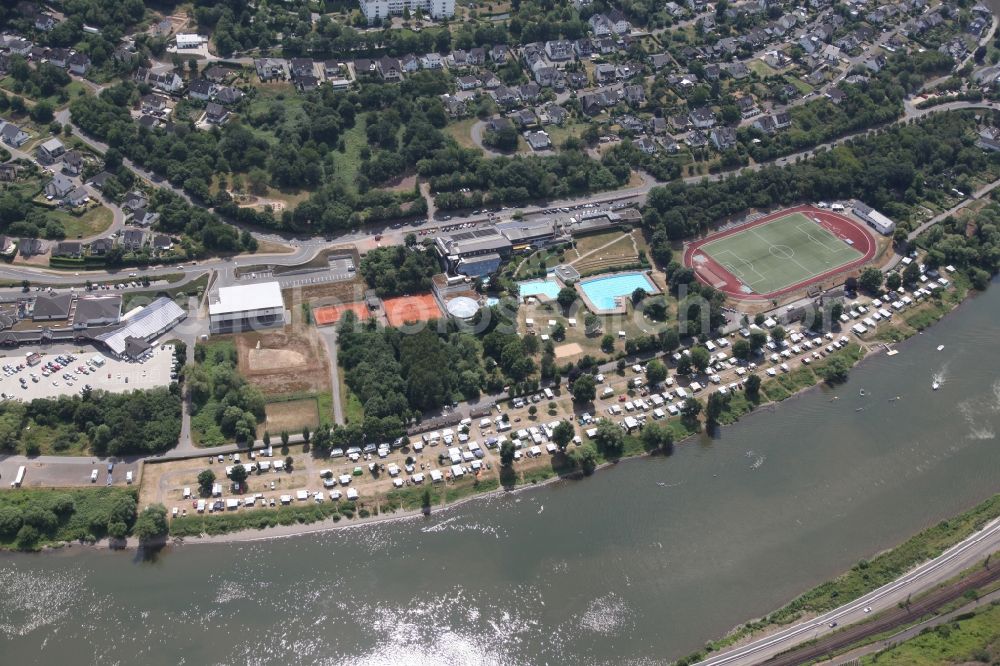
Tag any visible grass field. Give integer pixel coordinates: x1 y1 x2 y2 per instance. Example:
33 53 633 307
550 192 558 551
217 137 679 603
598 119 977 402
699 212 863 295
860 601 1000 665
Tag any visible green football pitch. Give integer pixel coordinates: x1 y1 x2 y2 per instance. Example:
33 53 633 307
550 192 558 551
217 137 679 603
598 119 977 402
700 213 864 295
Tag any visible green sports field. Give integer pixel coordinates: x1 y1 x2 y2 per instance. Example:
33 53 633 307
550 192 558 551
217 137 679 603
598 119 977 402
699 212 864 295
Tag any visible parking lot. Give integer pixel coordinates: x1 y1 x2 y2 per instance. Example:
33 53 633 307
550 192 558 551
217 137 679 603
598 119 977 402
0 344 176 402
0 456 141 489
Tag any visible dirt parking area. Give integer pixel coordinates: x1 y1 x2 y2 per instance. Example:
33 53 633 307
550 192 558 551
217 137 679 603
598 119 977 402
0 346 175 401
1 456 141 489
234 326 330 397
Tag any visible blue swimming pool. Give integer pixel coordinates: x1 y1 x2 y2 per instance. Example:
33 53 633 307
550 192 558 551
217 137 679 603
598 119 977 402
579 272 657 312
518 278 561 300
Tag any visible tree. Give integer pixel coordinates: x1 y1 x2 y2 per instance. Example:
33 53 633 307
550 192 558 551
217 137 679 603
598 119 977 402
661 328 680 353
284 455 294 471
528 405 538 418
820 356 851 384
690 346 711 373
676 354 692 375
646 359 667 385
229 463 248 490
745 374 761 401
263 430 271 447
631 287 647 304
280 430 289 446
302 425 311 443
600 334 615 353
556 286 577 309
499 440 516 466
571 373 597 403
902 262 921 286
732 339 751 361
771 326 786 344
705 392 728 423
859 267 883 293
749 331 768 352
641 422 674 453
552 420 575 450
571 442 598 474
404 232 417 247
594 419 624 455
886 272 901 291
584 313 601 335
197 469 216 497
133 504 168 542
681 397 702 422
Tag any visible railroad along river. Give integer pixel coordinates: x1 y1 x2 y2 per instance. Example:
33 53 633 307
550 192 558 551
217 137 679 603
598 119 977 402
3 284 1000 665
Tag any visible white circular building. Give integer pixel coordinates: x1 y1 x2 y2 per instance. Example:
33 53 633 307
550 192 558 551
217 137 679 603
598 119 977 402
446 296 479 321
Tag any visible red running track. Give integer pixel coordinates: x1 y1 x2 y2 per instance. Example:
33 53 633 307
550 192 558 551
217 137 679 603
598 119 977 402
682 204 877 301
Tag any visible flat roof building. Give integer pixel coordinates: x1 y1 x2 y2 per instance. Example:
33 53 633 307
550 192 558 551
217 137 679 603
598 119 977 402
208 282 285 334
853 201 896 236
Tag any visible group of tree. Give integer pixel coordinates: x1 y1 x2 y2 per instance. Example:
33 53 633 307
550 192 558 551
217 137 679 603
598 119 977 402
0 388 181 456
186 342 265 445
359 245 439 297
0 487 138 550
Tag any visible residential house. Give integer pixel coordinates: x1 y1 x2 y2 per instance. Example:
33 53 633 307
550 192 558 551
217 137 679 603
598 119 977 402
545 40 573 61
441 94 467 117
188 79 214 101
710 127 737 151
976 127 1000 151
130 208 159 227
863 54 886 73
490 45 509 63
574 38 594 58
68 53 91 75
45 174 74 199
566 71 589 89
399 54 419 73
636 136 657 155
595 63 617 85
607 9 631 34
65 186 89 207
294 74 319 91
511 108 538 128
624 84 646 106
17 238 42 257
7 39 32 56
137 115 159 130
61 150 83 176
88 171 113 190
205 102 230 124
487 116 514 133
34 13 56 31
540 105 568 125
482 73 502 89
723 62 749 79
123 192 148 212
149 71 183 93
533 66 561 88
121 228 147 252
457 76 480 91
753 114 777 134
773 110 791 129
688 106 716 129
152 234 173 251
736 96 760 118
290 58 315 80
47 48 71 68
378 56 402 82
55 241 82 257
0 163 19 182
519 82 541 101
491 85 521 107
449 49 469 68
687 130 709 148
254 58 287 82
650 53 672 70
420 53 444 69
468 48 486 65
525 131 552 151
589 14 613 37
37 137 66 164
215 86 243 105
140 94 167 115
204 65 230 82
650 117 668 135
88 237 114 255
825 88 846 104
353 58 379 79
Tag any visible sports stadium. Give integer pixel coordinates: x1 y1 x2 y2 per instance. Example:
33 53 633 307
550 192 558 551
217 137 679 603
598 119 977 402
683 205 877 300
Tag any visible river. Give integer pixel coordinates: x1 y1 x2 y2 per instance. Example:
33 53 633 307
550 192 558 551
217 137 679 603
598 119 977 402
2 283 999 665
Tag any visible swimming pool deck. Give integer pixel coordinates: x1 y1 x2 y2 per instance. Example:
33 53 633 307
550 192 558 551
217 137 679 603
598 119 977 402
576 271 660 315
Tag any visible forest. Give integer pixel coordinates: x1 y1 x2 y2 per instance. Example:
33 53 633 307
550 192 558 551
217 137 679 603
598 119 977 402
0 388 182 456
187 341 266 446
359 245 440 297
0 487 138 550
643 111 1000 245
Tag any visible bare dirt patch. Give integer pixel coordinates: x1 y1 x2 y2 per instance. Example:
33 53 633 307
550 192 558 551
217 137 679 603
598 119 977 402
262 398 319 435
234 324 331 397
555 342 583 358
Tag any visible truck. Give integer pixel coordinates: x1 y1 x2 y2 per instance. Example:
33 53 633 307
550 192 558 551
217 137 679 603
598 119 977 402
12 465 25 487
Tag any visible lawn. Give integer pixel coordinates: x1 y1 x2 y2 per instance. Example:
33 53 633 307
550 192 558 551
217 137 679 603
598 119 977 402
260 397 320 436
48 203 114 239
698 212 863 295
444 117 478 150
787 76 813 94
748 59 781 77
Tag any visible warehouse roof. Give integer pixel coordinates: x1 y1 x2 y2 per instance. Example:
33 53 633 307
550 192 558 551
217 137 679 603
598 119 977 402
96 297 185 356
208 281 284 316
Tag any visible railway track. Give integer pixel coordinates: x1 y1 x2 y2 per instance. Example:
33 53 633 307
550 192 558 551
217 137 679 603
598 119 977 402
765 563 1000 666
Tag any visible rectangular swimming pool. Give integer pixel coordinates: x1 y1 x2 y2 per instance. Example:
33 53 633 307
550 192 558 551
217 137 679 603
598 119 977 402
518 278 561 300
579 272 658 312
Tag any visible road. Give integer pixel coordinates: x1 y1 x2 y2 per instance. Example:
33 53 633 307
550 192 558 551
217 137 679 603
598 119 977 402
696 516 1000 666
316 326 345 425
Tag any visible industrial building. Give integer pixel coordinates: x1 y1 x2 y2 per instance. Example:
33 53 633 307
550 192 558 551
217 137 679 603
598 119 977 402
208 282 286 334
852 201 896 236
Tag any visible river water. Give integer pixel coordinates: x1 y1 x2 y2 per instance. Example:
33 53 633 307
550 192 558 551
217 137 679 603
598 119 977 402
2 283 999 665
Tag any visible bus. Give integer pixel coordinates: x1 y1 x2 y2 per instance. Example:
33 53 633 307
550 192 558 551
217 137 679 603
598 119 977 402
12 465 25 487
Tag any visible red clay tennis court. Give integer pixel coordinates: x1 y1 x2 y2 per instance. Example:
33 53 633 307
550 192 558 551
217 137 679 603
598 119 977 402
313 302 370 326
383 293 442 326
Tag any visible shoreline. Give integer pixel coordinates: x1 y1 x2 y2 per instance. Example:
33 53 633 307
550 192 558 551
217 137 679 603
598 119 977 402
11 281 974 555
